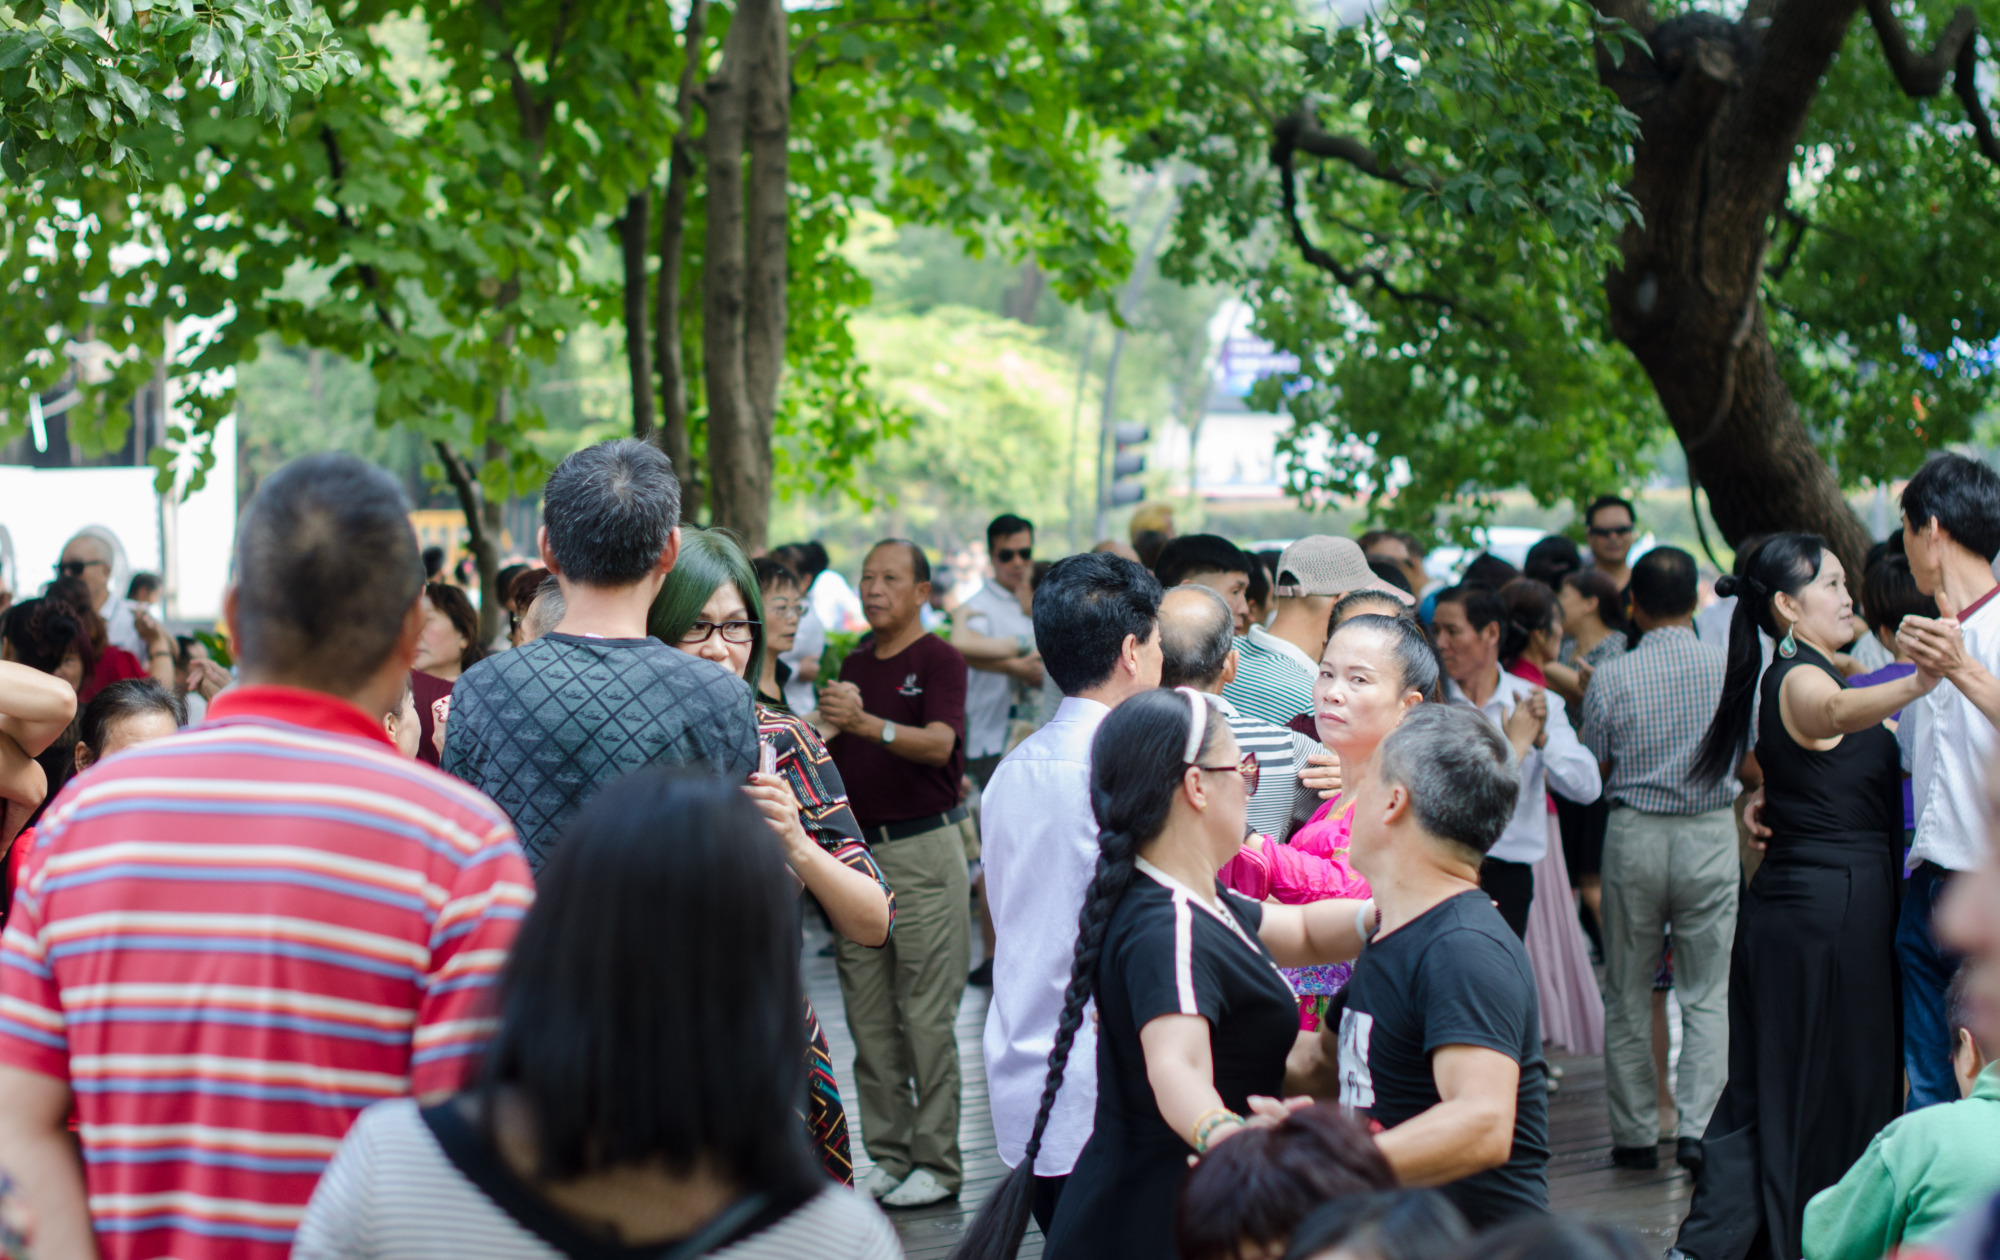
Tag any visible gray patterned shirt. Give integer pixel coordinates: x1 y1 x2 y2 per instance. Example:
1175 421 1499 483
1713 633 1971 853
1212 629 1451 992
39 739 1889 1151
441 633 759 870
1580 625 1736 815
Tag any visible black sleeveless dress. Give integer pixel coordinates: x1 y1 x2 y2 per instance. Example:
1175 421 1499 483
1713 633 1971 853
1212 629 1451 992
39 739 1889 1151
1675 646 1903 1260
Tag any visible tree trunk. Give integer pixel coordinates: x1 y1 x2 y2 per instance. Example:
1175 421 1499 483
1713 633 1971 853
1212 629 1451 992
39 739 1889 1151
739 0 788 554
656 0 706 519
618 192 656 442
436 439 504 645
1598 3 1874 576
702 0 756 544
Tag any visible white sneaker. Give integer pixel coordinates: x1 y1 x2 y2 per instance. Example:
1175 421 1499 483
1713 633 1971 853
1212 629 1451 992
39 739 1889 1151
880 1169 956 1208
856 1167 903 1199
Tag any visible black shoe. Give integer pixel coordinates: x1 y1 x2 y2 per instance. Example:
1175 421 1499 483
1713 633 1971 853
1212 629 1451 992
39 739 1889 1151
1676 1137 1703 1177
1611 1144 1659 1170
968 958 993 987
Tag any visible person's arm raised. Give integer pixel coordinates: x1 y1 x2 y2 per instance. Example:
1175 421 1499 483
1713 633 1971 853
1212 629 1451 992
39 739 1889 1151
1373 1045 1520 1186
0 662 75 758
817 681 958 767
1257 897 1374 968
1898 612 2000 731
1778 656 1935 743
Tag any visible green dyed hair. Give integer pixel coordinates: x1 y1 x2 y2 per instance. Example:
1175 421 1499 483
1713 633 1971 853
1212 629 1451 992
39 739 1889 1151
646 527 764 684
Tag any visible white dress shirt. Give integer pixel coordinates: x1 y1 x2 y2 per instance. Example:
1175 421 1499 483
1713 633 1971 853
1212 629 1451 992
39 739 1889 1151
780 604 827 715
100 591 144 658
1445 669 1601 864
959 579 1036 759
1904 590 2000 872
809 569 864 634
980 696 1108 1175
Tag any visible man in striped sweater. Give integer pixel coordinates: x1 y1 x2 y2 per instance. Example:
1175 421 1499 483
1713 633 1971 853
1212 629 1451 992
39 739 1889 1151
0 454 535 1260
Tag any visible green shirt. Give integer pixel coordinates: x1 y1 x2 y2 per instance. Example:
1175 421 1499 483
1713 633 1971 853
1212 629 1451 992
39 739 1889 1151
1803 1063 2000 1260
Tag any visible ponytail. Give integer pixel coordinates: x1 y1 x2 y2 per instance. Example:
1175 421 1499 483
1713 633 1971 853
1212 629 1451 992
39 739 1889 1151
1691 532 1826 786
952 688 1228 1260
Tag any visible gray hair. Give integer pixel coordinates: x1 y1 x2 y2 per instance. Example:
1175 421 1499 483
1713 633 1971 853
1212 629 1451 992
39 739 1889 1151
1157 585 1235 689
1375 704 1519 858
521 576 566 643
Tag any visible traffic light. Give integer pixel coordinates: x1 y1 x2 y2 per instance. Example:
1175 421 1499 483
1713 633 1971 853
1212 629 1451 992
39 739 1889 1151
1108 422 1148 507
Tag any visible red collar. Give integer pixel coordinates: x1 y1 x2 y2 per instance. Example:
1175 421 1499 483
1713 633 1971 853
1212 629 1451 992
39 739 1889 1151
1960 582 2000 624
205 685 395 748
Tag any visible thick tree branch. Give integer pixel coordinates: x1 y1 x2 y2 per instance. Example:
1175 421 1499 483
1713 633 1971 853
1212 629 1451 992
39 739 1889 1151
318 126 399 336
654 0 706 513
1270 118 1486 324
1686 240 1768 452
1274 113 1439 193
1867 0 2000 164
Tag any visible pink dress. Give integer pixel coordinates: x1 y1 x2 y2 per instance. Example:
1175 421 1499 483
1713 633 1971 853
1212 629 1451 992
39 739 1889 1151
1220 798 1371 1029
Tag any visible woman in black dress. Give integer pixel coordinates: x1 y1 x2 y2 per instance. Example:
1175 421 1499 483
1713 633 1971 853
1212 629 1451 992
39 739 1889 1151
954 687 1379 1260
1675 533 1937 1260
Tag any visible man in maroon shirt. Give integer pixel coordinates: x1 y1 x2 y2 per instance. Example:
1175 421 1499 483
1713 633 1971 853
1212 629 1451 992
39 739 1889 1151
820 538 971 1208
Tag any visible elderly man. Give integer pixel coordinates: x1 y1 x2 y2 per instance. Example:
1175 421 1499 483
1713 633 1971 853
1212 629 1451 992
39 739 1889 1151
58 528 145 657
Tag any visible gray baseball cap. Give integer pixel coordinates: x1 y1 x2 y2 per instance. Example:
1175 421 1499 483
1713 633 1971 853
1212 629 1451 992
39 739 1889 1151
1273 536 1416 604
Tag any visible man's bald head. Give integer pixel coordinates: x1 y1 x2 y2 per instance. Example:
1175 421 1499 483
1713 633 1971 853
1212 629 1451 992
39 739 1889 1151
1158 584 1236 691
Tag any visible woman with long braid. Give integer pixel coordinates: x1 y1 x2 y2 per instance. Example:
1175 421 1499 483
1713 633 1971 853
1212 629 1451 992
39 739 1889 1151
955 687 1378 1260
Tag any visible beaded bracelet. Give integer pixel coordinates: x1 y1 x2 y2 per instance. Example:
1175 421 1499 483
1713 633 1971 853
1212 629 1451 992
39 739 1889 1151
1191 1107 1242 1154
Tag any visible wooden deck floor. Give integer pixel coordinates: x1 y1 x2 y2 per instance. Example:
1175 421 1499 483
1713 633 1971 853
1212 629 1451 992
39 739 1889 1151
803 921 1693 1258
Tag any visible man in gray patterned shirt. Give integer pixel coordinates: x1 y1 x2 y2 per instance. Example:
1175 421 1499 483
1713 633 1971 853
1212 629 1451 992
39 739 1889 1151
1580 546 1735 1176
442 440 758 871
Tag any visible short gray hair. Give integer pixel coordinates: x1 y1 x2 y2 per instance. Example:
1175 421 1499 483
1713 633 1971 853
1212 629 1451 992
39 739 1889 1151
522 576 566 643
1375 705 1519 858
1157 585 1235 688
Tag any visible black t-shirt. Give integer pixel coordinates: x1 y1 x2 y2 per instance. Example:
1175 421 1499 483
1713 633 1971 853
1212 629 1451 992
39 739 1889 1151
1045 861 1299 1260
1335 889 1549 1227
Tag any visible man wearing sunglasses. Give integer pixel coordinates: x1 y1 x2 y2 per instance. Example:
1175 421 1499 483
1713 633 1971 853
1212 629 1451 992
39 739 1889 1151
57 529 147 658
1584 494 1638 592
956 514 1042 790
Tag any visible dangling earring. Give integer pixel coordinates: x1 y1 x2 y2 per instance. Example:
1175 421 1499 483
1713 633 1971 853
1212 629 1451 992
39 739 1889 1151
1778 616 1798 659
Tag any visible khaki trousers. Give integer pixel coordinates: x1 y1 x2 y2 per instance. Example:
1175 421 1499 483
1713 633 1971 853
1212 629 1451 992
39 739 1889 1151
835 820 971 1190
1601 805 1738 1149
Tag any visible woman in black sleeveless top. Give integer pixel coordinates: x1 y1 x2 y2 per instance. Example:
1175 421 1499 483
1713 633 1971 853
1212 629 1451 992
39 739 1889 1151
1675 535 1937 1260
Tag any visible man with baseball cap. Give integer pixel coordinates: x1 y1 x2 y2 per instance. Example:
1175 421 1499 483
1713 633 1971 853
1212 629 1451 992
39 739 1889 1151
1223 535 1413 727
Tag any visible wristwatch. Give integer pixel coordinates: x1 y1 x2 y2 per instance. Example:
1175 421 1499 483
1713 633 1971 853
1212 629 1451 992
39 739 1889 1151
880 720 898 745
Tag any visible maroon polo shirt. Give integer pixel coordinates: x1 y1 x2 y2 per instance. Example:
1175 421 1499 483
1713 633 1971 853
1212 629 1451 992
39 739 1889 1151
829 631 967 828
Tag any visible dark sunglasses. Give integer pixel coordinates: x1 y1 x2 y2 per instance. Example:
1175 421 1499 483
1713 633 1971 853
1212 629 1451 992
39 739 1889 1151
1587 524 1634 538
1195 751 1261 795
995 546 1032 564
54 559 106 577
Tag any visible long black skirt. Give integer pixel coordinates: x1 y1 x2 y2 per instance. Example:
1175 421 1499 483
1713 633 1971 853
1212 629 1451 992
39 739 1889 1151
1674 836 1901 1260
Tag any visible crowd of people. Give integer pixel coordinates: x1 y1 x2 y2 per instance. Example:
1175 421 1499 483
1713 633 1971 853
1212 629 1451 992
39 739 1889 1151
0 440 1998 1260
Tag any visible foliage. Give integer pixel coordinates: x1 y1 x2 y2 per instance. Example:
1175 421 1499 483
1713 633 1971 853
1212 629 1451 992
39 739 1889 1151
840 305 1095 536
1770 9 2000 485
1086 0 1659 542
0 0 356 181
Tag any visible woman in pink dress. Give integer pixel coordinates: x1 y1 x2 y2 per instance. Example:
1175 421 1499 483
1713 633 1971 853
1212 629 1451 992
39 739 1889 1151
1222 609 1437 1026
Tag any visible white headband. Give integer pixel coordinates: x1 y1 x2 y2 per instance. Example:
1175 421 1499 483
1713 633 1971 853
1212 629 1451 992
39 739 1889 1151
1176 686 1209 764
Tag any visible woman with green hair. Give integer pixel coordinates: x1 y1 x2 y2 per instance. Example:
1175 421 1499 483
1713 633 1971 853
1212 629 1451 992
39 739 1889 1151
649 527 895 1187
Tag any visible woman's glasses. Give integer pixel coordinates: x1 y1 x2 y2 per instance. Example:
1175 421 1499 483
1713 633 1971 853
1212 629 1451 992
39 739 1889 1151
680 620 760 645
1194 751 1261 795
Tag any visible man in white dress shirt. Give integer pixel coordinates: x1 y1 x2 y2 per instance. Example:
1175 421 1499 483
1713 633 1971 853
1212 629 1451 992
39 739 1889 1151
979 551 1163 1231
59 527 144 657
1434 581 1601 938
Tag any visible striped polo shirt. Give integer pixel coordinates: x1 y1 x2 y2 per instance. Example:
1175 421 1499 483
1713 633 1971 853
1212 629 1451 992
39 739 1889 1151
0 685 534 1260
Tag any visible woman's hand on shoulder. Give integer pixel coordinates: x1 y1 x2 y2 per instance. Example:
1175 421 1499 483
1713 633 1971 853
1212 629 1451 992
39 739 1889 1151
1299 751 1341 800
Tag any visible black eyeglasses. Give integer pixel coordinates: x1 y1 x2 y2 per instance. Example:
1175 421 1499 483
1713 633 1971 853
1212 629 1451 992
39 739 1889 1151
680 620 760 645
995 547 1032 564
54 559 106 577
1587 524 1634 538
1194 752 1261 795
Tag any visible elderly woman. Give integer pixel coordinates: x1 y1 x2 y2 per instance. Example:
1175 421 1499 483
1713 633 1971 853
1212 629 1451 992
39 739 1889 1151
648 527 894 1185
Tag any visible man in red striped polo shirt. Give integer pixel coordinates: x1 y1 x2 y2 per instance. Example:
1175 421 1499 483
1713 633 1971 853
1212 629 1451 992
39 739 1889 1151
0 454 534 1260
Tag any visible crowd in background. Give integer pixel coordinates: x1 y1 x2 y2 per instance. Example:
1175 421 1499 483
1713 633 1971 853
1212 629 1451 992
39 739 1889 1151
0 440 1996 1260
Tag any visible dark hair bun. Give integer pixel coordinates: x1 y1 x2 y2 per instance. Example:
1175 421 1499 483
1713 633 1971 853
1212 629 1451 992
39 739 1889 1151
1713 574 1742 598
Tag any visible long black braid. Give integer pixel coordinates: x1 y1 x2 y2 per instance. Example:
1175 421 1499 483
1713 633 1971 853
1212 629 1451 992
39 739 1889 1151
953 688 1226 1260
